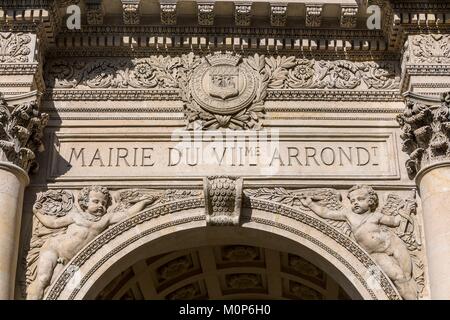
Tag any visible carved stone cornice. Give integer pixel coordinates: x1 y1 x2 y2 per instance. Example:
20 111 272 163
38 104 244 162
0 93 48 172
204 176 243 226
397 92 450 179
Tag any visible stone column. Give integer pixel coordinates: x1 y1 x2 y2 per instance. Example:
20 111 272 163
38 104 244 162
0 94 48 299
398 31 450 299
398 92 450 299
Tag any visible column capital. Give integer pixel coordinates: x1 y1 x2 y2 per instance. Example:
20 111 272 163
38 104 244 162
0 91 48 173
397 91 450 179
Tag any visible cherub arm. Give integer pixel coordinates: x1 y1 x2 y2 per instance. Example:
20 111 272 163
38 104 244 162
379 214 401 228
300 196 347 221
109 198 156 224
34 211 74 229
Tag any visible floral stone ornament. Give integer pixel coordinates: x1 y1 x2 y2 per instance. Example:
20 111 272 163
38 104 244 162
184 52 269 130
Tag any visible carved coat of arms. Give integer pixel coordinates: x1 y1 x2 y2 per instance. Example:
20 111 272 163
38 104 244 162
185 52 266 130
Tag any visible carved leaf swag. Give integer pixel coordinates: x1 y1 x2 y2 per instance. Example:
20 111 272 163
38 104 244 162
46 55 399 91
0 96 48 172
397 92 450 178
244 187 425 295
22 187 202 298
0 33 31 63
46 54 398 130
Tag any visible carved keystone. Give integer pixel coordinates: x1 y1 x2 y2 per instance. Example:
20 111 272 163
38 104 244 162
203 176 243 226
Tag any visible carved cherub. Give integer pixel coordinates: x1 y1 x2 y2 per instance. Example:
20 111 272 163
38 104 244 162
27 186 156 300
300 185 418 300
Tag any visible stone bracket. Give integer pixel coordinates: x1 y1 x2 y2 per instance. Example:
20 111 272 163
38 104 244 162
203 176 243 226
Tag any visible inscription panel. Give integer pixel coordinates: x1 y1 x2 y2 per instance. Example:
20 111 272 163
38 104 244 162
49 131 400 181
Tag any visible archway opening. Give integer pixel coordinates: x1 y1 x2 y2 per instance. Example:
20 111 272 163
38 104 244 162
86 227 356 300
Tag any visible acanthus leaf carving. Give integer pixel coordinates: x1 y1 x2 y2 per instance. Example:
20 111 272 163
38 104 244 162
245 185 425 300
0 95 48 172
397 92 450 178
411 34 450 64
0 32 32 63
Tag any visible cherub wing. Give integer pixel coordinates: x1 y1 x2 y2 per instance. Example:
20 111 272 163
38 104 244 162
24 189 75 289
294 188 352 237
381 192 421 251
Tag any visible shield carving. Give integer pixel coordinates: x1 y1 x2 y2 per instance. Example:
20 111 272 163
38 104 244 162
208 65 240 100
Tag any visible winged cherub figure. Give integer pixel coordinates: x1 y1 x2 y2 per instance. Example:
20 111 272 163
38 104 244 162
300 185 417 300
27 186 156 300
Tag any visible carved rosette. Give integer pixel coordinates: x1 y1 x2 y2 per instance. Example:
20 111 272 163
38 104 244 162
0 96 48 172
203 176 243 226
397 92 450 178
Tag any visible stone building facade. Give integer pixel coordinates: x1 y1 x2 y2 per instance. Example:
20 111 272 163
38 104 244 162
0 0 449 300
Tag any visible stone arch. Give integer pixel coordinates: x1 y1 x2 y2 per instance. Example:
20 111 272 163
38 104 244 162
44 195 401 300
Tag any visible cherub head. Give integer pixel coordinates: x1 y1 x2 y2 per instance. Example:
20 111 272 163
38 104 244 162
78 186 112 216
347 185 378 214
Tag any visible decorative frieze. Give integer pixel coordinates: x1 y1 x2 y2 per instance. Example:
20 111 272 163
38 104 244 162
397 92 450 178
0 94 48 172
44 53 400 128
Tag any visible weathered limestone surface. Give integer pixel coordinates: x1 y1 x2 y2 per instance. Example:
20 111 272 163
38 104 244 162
0 0 449 300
